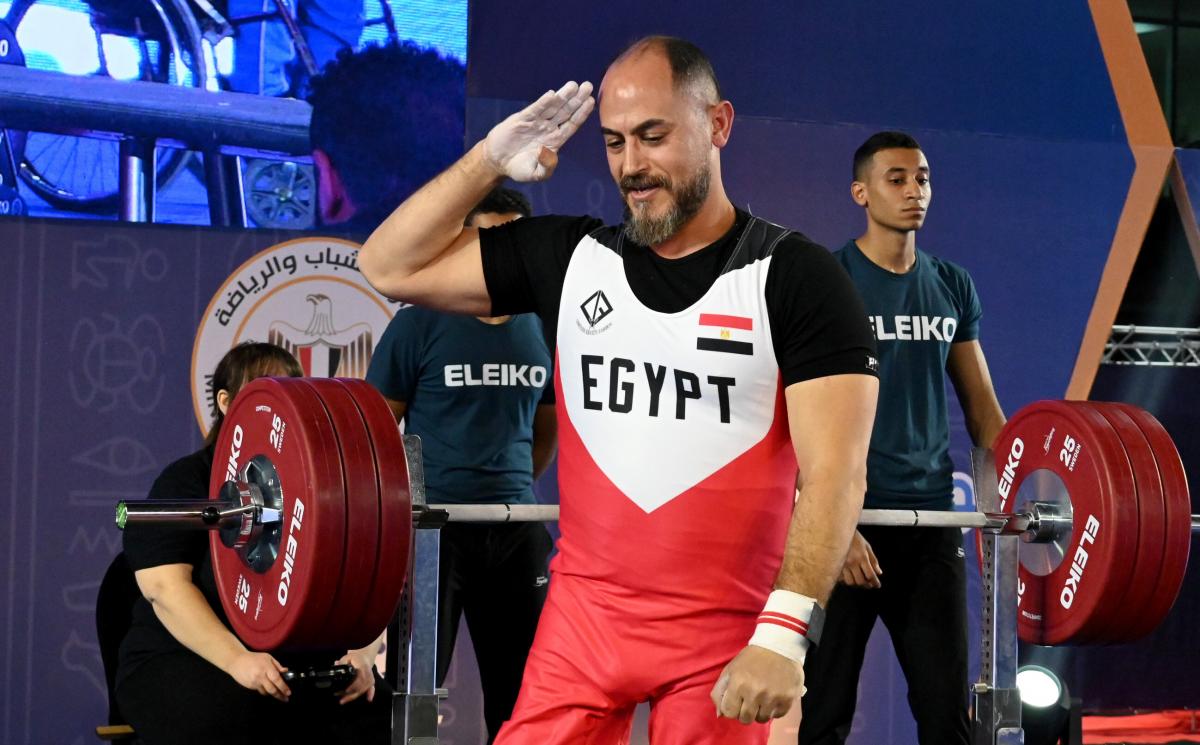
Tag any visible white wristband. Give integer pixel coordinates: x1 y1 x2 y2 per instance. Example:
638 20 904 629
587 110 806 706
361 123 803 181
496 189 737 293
748 590 817 665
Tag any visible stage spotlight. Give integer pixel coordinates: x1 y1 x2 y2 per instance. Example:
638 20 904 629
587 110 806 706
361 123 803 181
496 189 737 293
1017 665 1071 744
1018 665 1063 706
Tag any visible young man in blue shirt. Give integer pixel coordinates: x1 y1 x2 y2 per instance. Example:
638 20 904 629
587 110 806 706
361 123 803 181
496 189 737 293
797 132 1006 745
366 187 555 743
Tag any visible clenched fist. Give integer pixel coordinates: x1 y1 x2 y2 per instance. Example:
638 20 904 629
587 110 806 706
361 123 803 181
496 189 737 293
710 645 805 724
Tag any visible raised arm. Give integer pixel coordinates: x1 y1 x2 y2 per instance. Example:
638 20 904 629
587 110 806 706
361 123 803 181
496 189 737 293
946 340 1005 448
358 82 594 313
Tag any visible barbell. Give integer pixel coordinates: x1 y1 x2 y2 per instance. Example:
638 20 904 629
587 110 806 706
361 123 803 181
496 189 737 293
115 377 1196 651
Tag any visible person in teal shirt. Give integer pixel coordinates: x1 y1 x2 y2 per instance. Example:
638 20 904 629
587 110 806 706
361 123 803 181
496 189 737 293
798 132 1006 745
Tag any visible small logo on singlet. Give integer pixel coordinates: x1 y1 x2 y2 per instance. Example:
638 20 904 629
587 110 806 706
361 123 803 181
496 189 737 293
580 290 613 328
866 356 879 372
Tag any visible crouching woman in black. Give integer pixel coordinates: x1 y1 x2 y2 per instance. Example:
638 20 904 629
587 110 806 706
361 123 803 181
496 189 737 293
115 342 392 745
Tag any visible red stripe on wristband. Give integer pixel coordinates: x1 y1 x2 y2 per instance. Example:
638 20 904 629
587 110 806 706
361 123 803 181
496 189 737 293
757 611 809 636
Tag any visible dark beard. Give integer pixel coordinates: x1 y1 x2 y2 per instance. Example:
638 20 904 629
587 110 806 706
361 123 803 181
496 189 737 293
621 164 710 246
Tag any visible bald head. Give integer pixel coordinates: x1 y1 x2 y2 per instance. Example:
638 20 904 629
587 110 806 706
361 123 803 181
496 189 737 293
605 36 721 107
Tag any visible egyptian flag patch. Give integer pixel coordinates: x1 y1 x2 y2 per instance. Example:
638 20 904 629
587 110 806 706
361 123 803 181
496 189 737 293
697 313 754 355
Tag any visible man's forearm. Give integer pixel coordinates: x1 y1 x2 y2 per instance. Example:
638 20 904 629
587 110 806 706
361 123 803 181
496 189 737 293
532 443 557 480
359 142 502 297
968 405 1007 450
774 477 865 604
531 405 558 479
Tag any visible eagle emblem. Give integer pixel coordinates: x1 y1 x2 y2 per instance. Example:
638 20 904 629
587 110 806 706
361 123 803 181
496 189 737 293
268 293 373 378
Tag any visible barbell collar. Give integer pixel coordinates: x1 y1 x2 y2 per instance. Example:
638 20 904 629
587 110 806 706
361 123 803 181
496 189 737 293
1020 500 1073 544
412 504 450 529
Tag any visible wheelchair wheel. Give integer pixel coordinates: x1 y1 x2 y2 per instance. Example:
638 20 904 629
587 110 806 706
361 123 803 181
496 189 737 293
245 159 315 229
5 0 207 213
0 19 28 216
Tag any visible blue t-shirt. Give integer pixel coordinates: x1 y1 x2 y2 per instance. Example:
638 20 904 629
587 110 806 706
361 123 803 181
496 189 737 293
835 241 981 510
366 308 553 504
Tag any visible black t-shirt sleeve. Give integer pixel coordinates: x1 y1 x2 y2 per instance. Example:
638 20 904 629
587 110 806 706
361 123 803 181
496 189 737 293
479 214 604 318
766 235 879 387
123 451 212 572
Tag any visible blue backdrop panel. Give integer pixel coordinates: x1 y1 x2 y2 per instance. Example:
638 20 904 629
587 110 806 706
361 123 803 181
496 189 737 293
1177 147 1200 228
468 0 1124 145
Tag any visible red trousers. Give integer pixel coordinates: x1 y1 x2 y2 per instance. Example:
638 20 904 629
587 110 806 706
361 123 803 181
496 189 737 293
495 573 770 745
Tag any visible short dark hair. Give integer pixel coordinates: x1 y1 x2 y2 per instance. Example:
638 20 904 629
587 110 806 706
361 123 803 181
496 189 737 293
465 187 532 226
613 35 722 103
853 131 922 181
205 342 303 445
308 42 466 216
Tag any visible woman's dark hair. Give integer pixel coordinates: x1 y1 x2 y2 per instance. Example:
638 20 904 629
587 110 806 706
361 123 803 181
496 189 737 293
205 342 303 445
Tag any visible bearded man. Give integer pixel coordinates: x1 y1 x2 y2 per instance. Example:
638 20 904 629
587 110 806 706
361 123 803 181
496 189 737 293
358 35 879 745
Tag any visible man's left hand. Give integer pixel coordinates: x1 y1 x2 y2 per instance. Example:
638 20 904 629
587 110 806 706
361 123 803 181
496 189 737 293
710 645 805 724
336 651 377 705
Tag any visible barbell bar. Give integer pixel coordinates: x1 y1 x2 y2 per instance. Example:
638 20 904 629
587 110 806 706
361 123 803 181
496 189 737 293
114 502 1047 531
114 377 1196 651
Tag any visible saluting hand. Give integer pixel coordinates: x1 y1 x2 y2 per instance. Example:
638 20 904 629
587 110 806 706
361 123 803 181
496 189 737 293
483 81 595 182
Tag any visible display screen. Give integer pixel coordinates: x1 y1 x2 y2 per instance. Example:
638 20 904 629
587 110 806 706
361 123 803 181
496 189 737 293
0 0 468 227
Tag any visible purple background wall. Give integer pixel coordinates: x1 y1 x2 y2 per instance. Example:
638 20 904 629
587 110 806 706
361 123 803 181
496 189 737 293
0 220 325 744
3 1 1198 743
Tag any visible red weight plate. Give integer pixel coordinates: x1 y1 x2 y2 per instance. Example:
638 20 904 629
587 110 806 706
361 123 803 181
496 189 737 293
209 377 346 651
1084 403 1166 643
993 400 1137 645
299 378 382 651
1063 403 1147 644
1057 403 1137 644
337 378 411 640
1110 403 1192 639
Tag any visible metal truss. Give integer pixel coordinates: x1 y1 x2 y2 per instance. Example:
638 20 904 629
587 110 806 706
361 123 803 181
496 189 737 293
1104 325 1200 367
